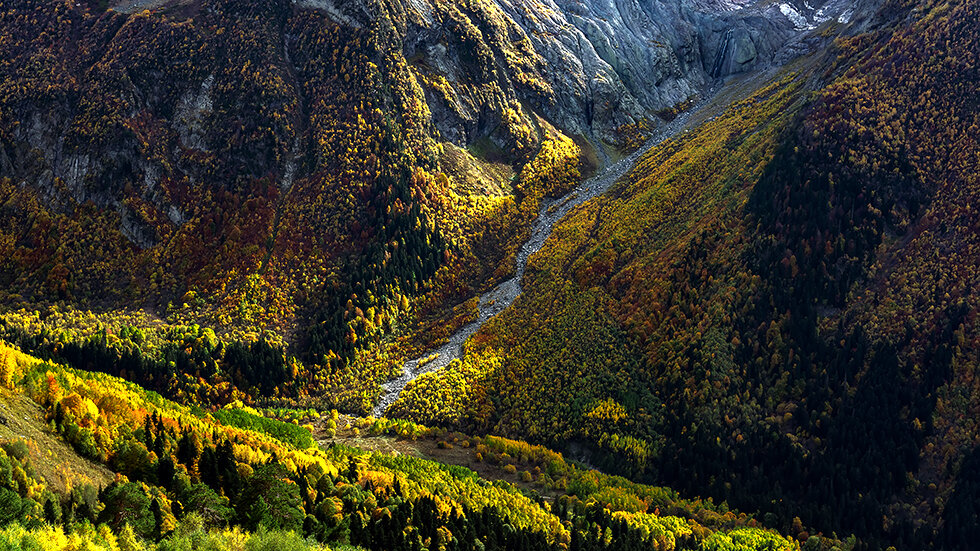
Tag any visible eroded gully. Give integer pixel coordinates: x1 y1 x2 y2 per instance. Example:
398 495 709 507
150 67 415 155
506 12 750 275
372 91 716 417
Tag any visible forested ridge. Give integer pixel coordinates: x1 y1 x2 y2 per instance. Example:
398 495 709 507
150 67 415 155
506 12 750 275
0 0 978 549
0 341 813 550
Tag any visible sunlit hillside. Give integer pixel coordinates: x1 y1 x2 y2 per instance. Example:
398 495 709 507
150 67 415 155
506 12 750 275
1 0 977 549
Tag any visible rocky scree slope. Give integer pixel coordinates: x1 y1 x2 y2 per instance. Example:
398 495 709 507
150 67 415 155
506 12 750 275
313 0 845 146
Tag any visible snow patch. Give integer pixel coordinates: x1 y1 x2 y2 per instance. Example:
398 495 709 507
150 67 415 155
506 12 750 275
779 3 813 30
814 6 833 23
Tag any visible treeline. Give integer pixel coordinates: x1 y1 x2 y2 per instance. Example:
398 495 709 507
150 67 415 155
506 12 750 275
0 340 807 551
0 315 292 406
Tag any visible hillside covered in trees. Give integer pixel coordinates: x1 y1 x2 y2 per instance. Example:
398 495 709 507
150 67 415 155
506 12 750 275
0 0 607 407
1 0 979 549
0 341 815 550
387 0 980 548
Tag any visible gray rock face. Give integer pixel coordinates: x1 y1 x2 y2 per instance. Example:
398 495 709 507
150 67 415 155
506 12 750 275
2 0 857 251
310 0 847 145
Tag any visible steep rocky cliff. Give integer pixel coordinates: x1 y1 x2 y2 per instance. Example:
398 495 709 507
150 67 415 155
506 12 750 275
298 0 848 146
104 0 849 149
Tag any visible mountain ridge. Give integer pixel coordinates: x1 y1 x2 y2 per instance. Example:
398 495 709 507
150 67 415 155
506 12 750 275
3 0 978 548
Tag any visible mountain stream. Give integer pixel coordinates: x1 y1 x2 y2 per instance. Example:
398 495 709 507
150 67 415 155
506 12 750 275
373 95 713 416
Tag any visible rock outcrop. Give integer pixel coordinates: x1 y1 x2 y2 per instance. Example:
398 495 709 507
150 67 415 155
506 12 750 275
0 0 855 264
311 0 848 145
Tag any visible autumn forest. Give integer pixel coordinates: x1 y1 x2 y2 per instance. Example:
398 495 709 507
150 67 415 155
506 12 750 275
0 0 978 549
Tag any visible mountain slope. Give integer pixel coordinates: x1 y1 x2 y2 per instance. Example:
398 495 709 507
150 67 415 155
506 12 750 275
387 0 980 547
4 0 976 549
0 340 811 550
0 0 830 316
0 0 841 413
